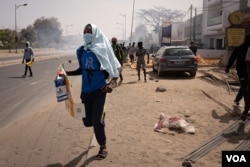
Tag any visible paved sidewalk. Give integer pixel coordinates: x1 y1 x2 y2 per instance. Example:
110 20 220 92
0 49 72 67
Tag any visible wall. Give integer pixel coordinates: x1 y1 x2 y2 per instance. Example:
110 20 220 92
197 49 226 58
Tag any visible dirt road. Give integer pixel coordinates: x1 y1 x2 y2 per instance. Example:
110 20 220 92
0 63 248 167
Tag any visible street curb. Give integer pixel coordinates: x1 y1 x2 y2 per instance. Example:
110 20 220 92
0 53 68 67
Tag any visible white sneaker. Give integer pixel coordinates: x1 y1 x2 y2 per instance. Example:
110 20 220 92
234 101 242 107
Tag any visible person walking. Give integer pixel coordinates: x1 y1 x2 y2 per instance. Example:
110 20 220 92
65 23 121 160
111 37 124 85
189 41 197 56
225 35 250 108
135 42 149 82
22 41 34 78
128 42 136 64
241 39 250 121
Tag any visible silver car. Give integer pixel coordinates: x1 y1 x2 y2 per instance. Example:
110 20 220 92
152 46 198 78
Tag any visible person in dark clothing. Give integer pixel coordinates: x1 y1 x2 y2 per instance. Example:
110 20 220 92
22 41 34 78
111 37 124 85
135 42 149 82
128 42 136 64
241 38 250 121
189 41 197 56
225 35 250 108
64 24 121 160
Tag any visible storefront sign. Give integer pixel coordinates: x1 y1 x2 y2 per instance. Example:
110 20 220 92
226 28 245 47
229 11 244 25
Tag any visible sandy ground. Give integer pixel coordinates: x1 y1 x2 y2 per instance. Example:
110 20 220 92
0 54 249 167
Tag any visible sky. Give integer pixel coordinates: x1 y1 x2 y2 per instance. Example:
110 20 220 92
0 0 203 40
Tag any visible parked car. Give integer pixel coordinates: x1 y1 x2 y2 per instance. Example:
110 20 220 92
144 44 161 55
151 46 198 78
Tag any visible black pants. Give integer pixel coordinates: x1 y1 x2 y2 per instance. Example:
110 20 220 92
242 65 250 118
24 59 33 76
81 89 107 146
129 55 134 63
235 77 247 103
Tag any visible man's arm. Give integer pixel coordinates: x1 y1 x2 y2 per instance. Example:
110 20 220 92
225 48 238 73
66 68 82 76
66 47 83 76
227 48 238 68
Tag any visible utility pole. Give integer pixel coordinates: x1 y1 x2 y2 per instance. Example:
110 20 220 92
130 0 135 43
15 3 27 53
193 7 197 43
189 4 193 42
119 13 126 41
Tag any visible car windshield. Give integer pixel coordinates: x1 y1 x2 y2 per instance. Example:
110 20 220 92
164 48 193 56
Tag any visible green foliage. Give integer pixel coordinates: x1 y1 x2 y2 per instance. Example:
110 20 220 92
0 29 15 50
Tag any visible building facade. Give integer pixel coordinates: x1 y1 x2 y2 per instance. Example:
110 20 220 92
202 0 250 49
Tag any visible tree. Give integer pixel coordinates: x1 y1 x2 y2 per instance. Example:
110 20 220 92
33 17 62 48
0 29 15 52
20 25 36 45
137 6 185 44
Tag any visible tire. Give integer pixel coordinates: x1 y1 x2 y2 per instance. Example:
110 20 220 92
189 71 196 78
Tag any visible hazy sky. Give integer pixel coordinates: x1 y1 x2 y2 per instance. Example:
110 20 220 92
1 0 203 40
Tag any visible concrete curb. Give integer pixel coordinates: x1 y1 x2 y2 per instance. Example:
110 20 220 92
0 53 68 67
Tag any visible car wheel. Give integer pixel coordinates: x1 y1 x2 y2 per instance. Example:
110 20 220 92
189 71 196 78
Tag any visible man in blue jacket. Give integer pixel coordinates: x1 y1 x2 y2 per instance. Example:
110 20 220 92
65 24 121 160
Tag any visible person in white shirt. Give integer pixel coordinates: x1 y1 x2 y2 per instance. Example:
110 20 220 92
22 41 34 78
128 42 136 64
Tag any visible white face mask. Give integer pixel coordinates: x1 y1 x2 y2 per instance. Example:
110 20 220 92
83 33 92 45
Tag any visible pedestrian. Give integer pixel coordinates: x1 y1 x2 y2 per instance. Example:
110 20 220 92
111 37 124 85
22 41 34 78
65 24 121 159
241 37 250 121
135 41 149 82
225 35 250 108
189 41 197 56
128 42 136 64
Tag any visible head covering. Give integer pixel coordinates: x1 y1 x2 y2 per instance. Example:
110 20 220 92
83 24 121 79
111 37 117 42
138 42 143 49
25 41 30 47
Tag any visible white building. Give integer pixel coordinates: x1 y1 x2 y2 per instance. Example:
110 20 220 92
202 0 250 49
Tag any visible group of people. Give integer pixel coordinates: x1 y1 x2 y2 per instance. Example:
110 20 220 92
20 24 250 161
225 35 250 122
22 23 149 160
111 37 149 83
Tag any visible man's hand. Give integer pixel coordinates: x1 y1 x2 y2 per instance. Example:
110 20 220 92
101 77 118 93
109 77 118 87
